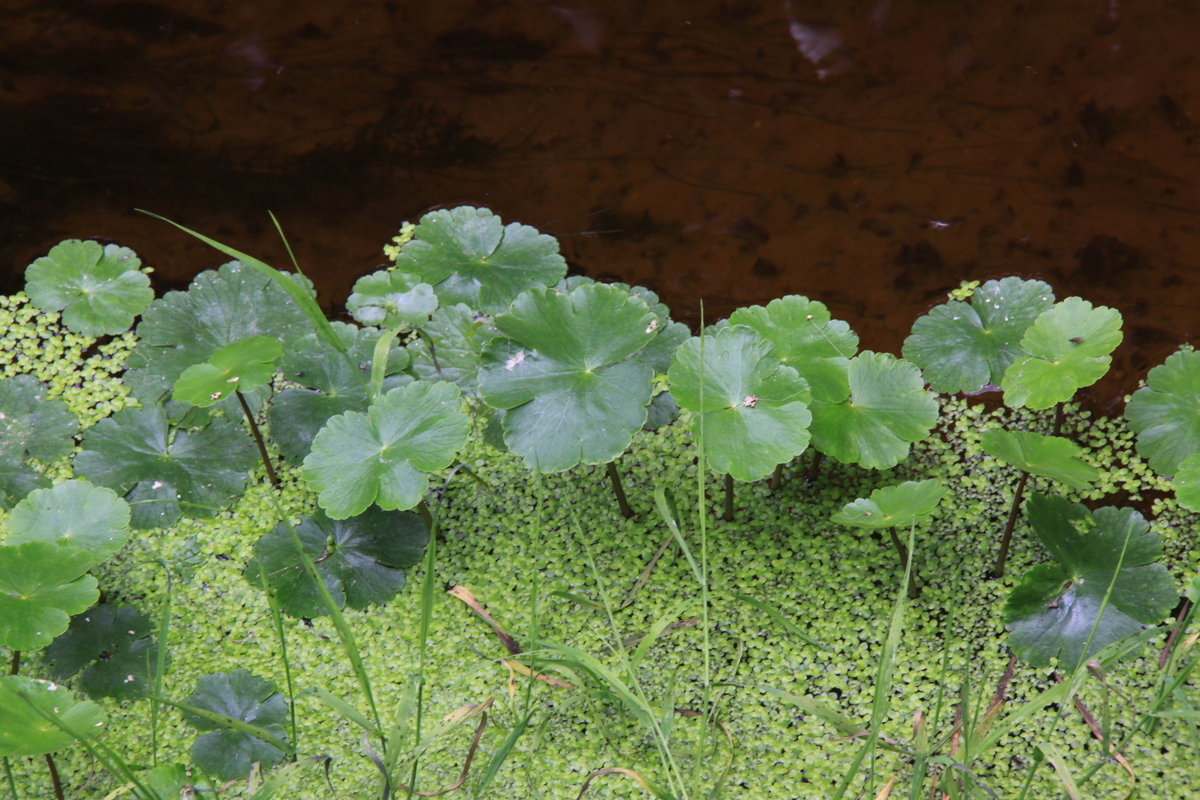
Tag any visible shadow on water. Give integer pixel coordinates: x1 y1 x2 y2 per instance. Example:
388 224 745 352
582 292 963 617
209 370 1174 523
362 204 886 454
3 0 1200 407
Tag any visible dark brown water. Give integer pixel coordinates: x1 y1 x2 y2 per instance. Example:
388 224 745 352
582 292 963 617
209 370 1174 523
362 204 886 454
4 0 1199 408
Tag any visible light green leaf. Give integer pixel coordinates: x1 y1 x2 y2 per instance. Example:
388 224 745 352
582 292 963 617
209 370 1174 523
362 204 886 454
979 430 1100 490
173 335 283 407
25 239 153 336
303 381 470 518
0 676 104 758
0 541 98 651
1125 349 1200 476
808 352 939 469
668 326 812 482
1001 297 1123 409
832 479 946 529
248 507 427 618
1174 453 1200 512
73 403 258 517
45 604 161 702
1004 493 1177 670
0 375 79 509
183 670 289 781
559 276 690 373
5 480 131 564
407 303 500 398
394 206 567 314
478 283 657 472
729 294 859 403
903 277 1055 394
346 270 438 329
124 260 314 404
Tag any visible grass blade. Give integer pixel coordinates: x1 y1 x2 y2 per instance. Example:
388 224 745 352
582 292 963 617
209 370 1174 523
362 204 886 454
731 594 828 650
1037 744 1082 800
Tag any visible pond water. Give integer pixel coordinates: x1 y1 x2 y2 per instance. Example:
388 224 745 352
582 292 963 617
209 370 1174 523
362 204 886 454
3 0 1199 407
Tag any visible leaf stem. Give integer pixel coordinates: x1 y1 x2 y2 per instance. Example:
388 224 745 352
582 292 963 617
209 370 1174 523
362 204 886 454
236 390 278 487
1052 401 1065 437
9 650 18 676
722 473 734 522
3 757 17 800
44 754 63 800
992 471 1030 579
886 530 920 599
605 460 634 519
769 462 784 493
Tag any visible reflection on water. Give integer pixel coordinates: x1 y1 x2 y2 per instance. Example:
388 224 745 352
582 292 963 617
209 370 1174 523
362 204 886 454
3 0 1199 406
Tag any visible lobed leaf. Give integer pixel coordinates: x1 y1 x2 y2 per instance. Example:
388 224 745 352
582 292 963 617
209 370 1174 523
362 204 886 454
172 335 284 407
478 283 658 472
0 541 98 651
832 479 946 529
668 326 812 482
5 479 131 565
809 352 938 469
45 604 161 702
25 239 154 337
303 381 470 518
0 375 79 509
182 669 289 781
1001 297 1123 409
346 269 438 329
1004 493 1177 670
407 303 500 398
1125 349 1200 476
729 294 859 403
903 277 1055 394
979 429 1099 490
394 207 567 314
0 676 104 758
248 507 427 618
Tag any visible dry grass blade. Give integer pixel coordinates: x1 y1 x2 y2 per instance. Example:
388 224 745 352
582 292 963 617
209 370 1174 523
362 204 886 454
448 585 521 655
575 768 675 800
501 658 575 691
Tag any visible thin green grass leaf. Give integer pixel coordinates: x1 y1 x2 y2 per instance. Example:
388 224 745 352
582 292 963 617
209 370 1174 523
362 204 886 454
247 756 333 800
1036 743 1083 800
149 693 294 757
631 599 696 668
731 594 828 650
307 685 378 734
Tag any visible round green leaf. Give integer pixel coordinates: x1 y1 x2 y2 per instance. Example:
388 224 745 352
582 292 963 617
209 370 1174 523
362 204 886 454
809 352 939 469
478 283 657 472
668 326 812 482
0 676 104 758
269 323 410 466
558 276 690 373
172 335 284 407
729 294 859 403
45 604 161 702
0 375 79 509
903 277 1055 394
1125 349 1200 476
1172 452 1200 512
831 479 947 529
73 403 258 517
303 381 470 518
346 270 438 328
1001 297 1123 409
407 303 500 399
248 507 427 618
124 260 314 403
25 239 153 337
183 669 289 781
979 430 1099 490
394 207 567 314
5 480 131 564
0 541 99 651
1004 493 1177 671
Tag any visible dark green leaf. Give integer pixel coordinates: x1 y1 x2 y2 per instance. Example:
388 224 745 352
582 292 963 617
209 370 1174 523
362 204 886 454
980 430 1099 490
124 260 314 404
1001 297 1123 409
5 479 130 564
0 541 98 651
643 391 680 430
303 381 470 518
248 508 427 618
903 278 1055 394
125 480 182 530
1004 493 1178 670
729 295 859 403
25 239 153 337
172 335 283 407
808 352 938 469
269 323 409 466
45 604 161 702
346 270 438 328
183 669 289 781
407 304 501 398
1125 349 1200 476
668 326 812 481
0 676 104 758
0 375 79 508
394 207 567 313
832 479 946 528
73 403 258 517
478 283 657 472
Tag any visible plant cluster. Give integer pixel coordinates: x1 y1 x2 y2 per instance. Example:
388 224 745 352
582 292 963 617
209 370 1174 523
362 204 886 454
0 207 1197 799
